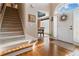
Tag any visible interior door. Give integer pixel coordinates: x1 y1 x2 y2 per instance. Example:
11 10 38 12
57 13 73 43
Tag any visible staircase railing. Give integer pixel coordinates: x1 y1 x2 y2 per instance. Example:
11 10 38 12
0 3 6 29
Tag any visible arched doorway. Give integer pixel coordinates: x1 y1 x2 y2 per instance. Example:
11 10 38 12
53 3 79 44
53 4 64 39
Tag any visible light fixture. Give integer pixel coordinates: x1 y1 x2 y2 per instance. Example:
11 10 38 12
30 4 34 8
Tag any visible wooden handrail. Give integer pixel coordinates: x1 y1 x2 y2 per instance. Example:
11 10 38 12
0 3 6 29
0 4 5 13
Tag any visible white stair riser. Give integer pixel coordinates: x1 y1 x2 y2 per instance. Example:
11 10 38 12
0 37 25 44
0 33 24 37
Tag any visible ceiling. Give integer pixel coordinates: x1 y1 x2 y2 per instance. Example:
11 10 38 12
29 3 49 12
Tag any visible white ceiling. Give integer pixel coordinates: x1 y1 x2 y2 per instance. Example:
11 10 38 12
29 3 50 12
28 3 59 16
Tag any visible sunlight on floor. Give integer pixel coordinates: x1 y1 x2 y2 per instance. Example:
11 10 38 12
67 49 79 56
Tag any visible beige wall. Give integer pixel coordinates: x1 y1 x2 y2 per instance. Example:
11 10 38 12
6 3 18 8
24 3 38 38
18 3 25 35
31 3 59 38
18 3 37 38
18 3 59 39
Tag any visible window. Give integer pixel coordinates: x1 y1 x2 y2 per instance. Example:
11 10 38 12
38 11 45 17
57 3 79 14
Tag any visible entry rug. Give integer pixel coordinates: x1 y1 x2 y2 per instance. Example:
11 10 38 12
67 49 79 56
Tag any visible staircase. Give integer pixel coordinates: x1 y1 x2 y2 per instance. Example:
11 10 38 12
1 7 23 32
0 6 27 55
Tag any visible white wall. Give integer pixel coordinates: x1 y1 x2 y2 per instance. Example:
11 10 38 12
40 20 49 34
73 8 79 45
49 3 59 38
53 15 57 39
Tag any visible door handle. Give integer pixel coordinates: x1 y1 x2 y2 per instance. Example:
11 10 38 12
70 27 72 30
69 26 72 30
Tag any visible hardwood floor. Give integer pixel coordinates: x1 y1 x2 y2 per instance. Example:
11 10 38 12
2 35 77 56
17 40 71 56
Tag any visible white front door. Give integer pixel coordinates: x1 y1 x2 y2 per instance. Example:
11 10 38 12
57 13 73 43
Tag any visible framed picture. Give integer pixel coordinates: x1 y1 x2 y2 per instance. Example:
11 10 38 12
28 14 36 22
